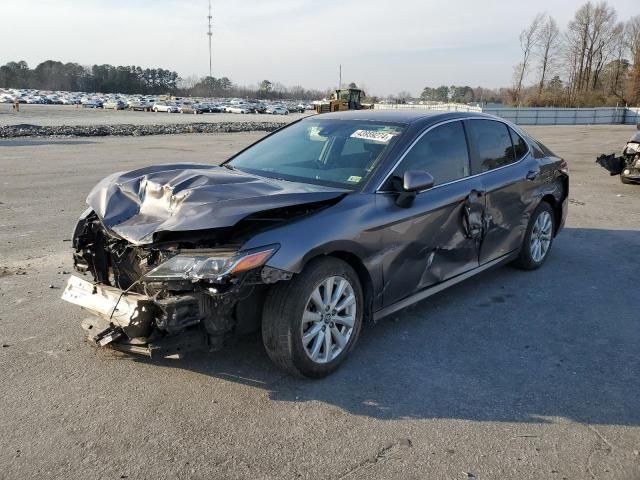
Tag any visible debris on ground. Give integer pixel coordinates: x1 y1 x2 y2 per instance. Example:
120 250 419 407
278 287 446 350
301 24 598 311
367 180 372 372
595 126 640 184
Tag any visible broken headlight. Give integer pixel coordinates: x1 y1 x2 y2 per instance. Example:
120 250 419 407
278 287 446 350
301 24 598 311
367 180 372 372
143 245 278 281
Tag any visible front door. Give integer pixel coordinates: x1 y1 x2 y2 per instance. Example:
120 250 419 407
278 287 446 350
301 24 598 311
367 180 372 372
375 120 485 307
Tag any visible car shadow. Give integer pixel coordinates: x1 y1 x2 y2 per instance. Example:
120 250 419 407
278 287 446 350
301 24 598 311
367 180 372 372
137 227 640 426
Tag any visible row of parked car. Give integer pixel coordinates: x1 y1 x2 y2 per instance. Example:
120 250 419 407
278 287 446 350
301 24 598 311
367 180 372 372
116 100 308 115
1 88 316 115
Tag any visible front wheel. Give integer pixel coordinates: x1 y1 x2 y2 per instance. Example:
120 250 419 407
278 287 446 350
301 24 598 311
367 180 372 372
513 201 555 270
620 175 633 184
262 257 363 378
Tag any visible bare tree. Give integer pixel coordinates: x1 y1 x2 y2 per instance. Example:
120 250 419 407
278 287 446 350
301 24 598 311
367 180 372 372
600 23 626 97
178 74 200 90
513 13 544 104
536 15 561 98
565 2 594 100
396 91 413 103
626 15 640 104
565 1 619 100
589 7 622 91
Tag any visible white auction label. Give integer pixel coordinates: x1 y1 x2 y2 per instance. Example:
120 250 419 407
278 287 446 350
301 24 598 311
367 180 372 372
350 129 397 143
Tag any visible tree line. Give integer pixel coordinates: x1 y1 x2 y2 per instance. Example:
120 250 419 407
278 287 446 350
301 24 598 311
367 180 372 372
182 77 327 100
0 60 180 95
419 85 504 105
7 4 639 109
0 60 327 100
511 2 640 107
417 2 639 107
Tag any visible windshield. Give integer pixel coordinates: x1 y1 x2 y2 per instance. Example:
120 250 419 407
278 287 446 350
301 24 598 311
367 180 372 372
227 119 405 188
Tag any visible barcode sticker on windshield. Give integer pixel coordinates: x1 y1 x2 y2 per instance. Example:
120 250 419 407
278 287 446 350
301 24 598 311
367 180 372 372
350 130 397 143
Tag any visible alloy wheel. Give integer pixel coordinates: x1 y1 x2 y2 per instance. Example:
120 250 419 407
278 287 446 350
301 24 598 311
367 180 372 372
301 276 356 364
530 211 553 262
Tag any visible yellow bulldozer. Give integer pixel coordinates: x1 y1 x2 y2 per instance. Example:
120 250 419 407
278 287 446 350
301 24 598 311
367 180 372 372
315 88 373 114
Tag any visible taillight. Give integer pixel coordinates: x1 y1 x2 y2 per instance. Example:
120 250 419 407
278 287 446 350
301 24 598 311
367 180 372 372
559 159 569 174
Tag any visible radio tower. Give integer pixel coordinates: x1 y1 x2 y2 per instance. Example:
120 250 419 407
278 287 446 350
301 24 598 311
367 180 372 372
207 0 213 78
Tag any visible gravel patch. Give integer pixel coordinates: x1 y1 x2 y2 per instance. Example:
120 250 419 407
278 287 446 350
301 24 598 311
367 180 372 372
0 122 285 138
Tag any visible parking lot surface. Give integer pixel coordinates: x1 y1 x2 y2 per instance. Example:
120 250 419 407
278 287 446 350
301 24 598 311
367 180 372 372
0 104 305 127
0 126 639 479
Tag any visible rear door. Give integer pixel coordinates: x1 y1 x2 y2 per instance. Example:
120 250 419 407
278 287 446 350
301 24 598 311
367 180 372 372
464 119 539 264
376 120 485 307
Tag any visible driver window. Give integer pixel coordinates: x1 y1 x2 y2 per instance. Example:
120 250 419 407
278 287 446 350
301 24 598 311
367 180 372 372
393 121 470 186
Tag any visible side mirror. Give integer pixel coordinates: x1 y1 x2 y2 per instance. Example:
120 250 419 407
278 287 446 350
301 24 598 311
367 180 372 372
403 170 434 192
394 171 434 208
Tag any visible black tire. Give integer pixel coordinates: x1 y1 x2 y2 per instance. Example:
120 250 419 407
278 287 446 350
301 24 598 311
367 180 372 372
620 175 632 184
262 257 364 378
513 201 555 270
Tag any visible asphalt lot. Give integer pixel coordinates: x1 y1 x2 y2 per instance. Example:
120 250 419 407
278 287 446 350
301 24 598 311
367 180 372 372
0 103 305 126
0 126 639 479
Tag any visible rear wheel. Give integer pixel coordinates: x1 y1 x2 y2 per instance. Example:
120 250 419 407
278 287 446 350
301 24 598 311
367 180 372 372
262 257 363 378
513 202 555 270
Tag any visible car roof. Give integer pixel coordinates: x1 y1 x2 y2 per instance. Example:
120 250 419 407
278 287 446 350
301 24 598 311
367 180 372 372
310 109 498 125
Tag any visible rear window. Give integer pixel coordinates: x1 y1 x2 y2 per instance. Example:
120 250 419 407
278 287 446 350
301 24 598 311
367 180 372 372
509 127 529 161
466 119 515 173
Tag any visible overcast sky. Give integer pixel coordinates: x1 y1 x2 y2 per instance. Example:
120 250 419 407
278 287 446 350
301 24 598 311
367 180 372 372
1 0 638 95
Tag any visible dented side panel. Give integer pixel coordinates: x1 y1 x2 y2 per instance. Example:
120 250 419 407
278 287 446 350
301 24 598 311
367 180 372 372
375 178 484 307
478 154 540 264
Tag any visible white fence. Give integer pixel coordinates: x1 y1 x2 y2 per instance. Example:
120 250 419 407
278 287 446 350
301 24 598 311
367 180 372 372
374 103 640 126
375 103 482 113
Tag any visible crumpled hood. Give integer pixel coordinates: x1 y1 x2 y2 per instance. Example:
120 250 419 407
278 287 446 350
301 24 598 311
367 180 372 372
87 163 346 245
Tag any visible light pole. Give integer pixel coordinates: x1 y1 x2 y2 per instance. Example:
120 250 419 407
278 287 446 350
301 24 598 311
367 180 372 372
207 0 213 78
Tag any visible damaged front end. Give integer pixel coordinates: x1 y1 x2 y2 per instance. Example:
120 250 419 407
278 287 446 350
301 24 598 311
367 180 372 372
61 163 345 356
596 128 640 184
63 210 292 357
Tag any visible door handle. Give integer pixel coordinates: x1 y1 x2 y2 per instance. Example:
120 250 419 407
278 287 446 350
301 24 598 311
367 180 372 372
526 170 540 181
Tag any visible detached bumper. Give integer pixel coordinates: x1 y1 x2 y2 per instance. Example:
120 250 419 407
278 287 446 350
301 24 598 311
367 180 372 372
61 275 214 356
62 275 154 341
62 275 151 325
